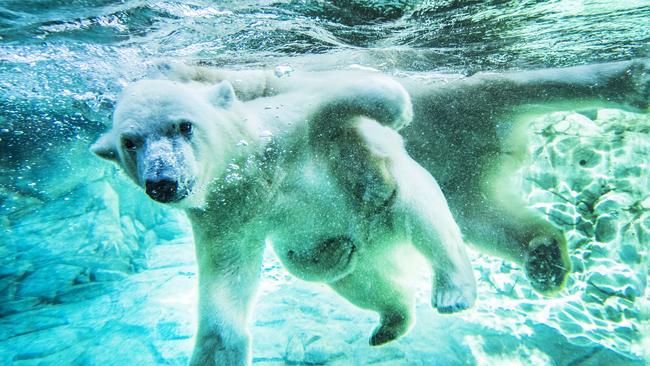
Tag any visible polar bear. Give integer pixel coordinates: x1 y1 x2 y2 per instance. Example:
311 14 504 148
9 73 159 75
167 58 649 296
92 75 476 365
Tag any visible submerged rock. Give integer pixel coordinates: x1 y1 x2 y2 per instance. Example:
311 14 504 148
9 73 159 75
17 264 83 300
90 269 128 282
593 192 635 215
9 326 83 361
594 214 619 243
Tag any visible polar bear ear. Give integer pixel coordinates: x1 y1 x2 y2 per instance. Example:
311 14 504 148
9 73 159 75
206 81 236 109
91 132 118 162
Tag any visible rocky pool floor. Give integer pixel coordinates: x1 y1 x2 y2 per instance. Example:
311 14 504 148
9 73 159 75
0 236 643 366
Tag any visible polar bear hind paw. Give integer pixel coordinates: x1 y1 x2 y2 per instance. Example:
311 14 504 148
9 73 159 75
524 236 571 295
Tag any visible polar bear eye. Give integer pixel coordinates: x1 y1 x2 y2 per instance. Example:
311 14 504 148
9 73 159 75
179 121 193 135
122 138 136 151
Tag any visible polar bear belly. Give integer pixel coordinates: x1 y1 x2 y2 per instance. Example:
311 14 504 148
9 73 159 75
265 157 363 283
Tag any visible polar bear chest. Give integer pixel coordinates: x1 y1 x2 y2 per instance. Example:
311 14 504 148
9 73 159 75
267 157 361 244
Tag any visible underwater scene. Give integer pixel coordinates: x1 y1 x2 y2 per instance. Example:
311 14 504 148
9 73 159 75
1 1 649 365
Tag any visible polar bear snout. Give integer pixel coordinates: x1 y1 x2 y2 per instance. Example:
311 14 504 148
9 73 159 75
143 172 196 203
146 178 182 203
139 139 197 204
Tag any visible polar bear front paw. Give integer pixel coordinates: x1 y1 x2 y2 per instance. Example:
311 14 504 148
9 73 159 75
431 271 477 314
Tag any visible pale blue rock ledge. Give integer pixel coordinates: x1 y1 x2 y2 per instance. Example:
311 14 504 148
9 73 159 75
0 238 644 366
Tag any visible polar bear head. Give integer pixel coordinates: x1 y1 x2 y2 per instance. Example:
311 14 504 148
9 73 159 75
92 79 239 208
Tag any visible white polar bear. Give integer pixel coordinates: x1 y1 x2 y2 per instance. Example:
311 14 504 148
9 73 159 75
92 75 476 365
165 58 649 297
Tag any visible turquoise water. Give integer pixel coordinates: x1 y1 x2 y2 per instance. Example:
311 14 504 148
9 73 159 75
1 1 649 365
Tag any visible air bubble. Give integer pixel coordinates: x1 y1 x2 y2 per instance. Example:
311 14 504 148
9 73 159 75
274 64 293 78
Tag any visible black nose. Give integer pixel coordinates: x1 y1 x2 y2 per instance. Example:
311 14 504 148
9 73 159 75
145 179 178 203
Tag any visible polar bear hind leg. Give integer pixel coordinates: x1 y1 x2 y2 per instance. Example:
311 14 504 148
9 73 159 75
467 146 572 295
